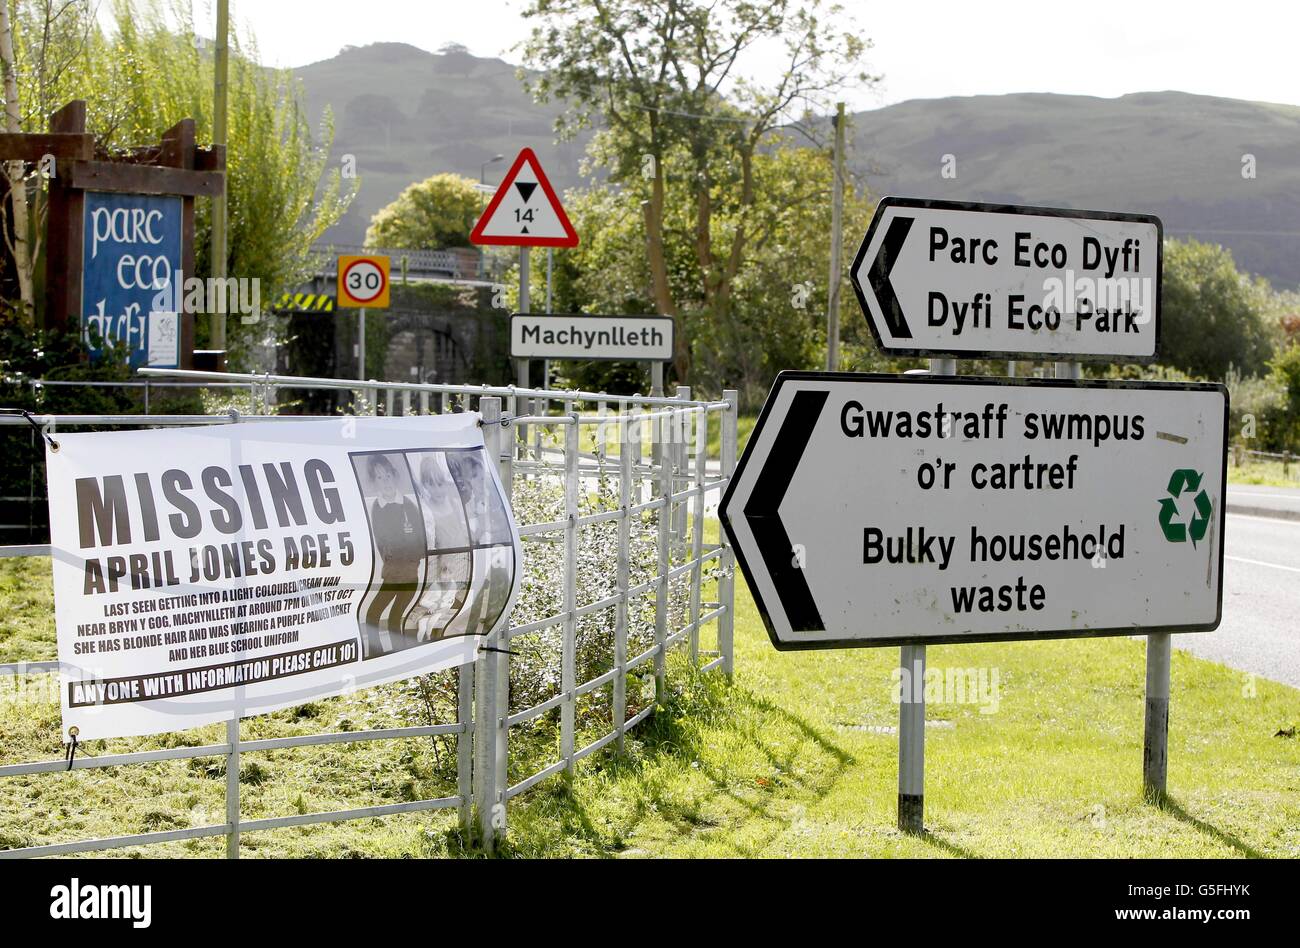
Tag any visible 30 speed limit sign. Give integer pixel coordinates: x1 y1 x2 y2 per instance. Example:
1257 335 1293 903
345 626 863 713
337 254 390 308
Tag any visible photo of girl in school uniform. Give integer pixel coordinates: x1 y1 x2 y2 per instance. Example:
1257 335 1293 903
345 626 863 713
407 452 472 642
352 453 427 658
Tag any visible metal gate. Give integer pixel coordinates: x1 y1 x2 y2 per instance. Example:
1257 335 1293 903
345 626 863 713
0 371 738 857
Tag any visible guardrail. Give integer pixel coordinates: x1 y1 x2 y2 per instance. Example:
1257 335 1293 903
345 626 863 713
0 372 738 857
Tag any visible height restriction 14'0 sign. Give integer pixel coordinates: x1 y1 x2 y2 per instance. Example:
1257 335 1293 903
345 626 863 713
850 198 1162 362
720 372 1226 650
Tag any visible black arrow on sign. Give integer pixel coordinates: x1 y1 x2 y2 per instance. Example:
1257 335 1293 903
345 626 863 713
869 215 914 339
742 389 827 631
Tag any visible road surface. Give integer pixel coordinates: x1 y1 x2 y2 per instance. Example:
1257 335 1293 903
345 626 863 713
1173 486 1300 687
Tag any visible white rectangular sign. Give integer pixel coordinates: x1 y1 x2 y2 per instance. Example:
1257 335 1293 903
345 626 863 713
510 314 674 361
720 373 1226 649
46 415 520 740
850 198 1162 361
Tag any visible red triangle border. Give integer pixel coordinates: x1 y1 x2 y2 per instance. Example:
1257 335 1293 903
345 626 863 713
470 147 579 248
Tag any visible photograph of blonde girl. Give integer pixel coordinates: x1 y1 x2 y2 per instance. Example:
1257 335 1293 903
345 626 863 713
352 452 429 658
407 452 472 641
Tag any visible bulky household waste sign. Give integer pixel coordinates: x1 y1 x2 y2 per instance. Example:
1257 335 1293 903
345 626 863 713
720 372 1227 649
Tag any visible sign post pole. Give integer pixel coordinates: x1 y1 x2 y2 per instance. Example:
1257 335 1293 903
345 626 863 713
897 355 956 833
898 643 925 833
517 245 531 450
1144 633 1171 801
357 308 366 382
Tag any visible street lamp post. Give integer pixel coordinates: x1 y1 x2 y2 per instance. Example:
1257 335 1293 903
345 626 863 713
480 154 504 183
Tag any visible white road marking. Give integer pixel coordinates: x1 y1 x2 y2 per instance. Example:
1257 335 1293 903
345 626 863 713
1228 491 1300 501
1225 555 1300 574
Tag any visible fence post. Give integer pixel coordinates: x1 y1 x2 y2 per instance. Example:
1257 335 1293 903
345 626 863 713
719 390 739 677
474 395 505 851
458 661 474 836
673 386 691 546
225 717 240 858
615 400 631 750
689 405 706 665
562 416 579 778
654 405 672 704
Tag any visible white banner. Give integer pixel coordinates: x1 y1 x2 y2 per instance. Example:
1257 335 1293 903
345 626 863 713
45 414 520 741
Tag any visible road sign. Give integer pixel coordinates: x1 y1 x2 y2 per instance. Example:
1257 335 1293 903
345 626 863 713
720 372 1226 650
510 314 673 361
81 191 183 369
338 254 390 308
849 198 1162 361
470 148 578 248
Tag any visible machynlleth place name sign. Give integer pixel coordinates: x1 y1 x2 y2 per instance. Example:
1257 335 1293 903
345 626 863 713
850 197 1162 362
510 314 674 362
720 372 1226 650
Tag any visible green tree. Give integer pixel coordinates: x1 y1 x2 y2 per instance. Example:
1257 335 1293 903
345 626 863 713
365 173 484 249
1160 238 1274 380
551 136 874 405
1268 343 1300 448
521 0 873 384
0 0 354 369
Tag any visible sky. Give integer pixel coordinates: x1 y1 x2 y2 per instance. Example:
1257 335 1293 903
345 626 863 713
189 0 1300 111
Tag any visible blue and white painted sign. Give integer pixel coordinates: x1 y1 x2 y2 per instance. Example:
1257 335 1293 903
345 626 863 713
81 191 183 368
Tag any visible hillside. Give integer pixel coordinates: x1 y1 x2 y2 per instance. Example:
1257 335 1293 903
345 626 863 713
296 44 1300 287
852 91 1300 287
294 43 590 247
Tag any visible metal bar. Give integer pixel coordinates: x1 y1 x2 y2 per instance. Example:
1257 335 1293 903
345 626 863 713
654 405 671 702
225 716 240 858
615 405 631 750
474 395 503 852
572 727 620 763
0 824 230 860
898 643 925 834
458 661 473 835
239 796 460 834
504 757 568 801
238 723 464 753
1144 632 1171 802
137 368 722 409
561 417 579 778
719 389 739 677
689 404 707 664
0 742 231 778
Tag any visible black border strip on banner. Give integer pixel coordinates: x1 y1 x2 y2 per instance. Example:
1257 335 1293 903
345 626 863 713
718 371 1229 652
848 196 1165 364
509 313 675 362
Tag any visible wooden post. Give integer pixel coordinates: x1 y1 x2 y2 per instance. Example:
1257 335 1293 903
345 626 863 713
826 101 845 371
43 101 88 335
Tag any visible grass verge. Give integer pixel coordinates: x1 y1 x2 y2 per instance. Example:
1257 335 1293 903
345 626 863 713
2 549 1297 858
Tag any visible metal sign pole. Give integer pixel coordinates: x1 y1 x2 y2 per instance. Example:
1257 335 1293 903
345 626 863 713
897 355 956 833
357 308 366 382
517 246 531 448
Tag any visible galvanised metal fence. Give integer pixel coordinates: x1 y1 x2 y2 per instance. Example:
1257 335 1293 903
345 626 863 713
0 371 738 857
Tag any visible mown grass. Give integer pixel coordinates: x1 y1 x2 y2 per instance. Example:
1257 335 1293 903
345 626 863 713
2 544 1298 858
1228 458 1300 488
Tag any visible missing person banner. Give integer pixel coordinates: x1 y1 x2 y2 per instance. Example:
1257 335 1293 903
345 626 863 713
45 414 520 741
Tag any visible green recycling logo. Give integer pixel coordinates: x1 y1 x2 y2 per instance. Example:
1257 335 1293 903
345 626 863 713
1157 469 1212 547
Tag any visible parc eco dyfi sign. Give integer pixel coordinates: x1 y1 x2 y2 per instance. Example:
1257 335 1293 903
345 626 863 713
850 197 1162 361
720 372 1227 649
81 191 183 369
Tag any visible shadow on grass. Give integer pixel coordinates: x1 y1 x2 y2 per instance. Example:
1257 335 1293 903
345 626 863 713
1151 793 1266 859
480 666 857 858
914 829 978 858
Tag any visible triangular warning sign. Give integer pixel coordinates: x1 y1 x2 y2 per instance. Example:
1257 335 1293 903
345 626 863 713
470 147 579 248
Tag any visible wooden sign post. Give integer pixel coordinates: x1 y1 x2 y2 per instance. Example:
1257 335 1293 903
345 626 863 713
0 100 225 369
